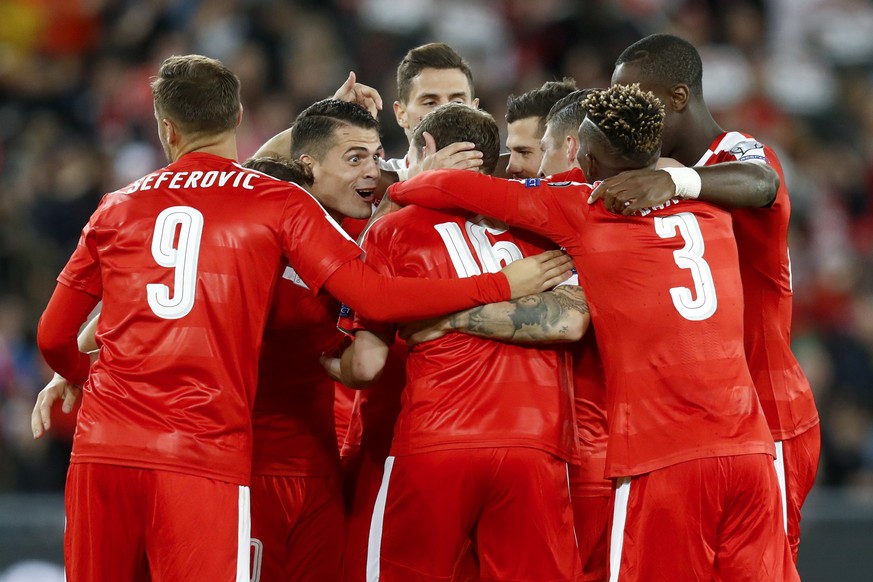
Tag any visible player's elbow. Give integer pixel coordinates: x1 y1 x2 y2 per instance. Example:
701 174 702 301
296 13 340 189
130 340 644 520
562 312 589 342
344 356 384 389
751 163 779 208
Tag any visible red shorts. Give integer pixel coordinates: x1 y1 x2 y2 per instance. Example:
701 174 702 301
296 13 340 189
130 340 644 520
569 458 611 581
65 463 249 581
343 450 385 582
774 422 821 561
572 493 611 582
369 448 581 582
250 474 344 582
609 454 799 582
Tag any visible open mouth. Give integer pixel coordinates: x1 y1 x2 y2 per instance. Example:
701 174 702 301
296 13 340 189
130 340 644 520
355 189 375 203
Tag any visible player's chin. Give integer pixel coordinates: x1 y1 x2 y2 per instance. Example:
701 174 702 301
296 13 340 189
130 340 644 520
347 202 374 220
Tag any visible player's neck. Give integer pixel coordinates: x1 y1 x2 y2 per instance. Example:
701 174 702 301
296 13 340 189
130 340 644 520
670 106 724 167
171 133 239 163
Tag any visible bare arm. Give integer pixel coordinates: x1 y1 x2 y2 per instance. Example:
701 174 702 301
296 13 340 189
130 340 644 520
589 161 779 215
321 329 392 389
402 285 589 346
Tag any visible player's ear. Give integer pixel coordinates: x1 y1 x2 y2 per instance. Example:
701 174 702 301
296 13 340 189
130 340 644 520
163 118 179 145
566 135 579 166
393 101 408 130
299 154 316 170
669 84 690 113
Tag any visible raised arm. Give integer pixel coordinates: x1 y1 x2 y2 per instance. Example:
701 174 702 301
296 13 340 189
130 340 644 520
402 285 589 346
588 161 779 215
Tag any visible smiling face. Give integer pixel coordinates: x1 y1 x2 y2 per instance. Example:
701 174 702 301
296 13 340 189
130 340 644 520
393 68 478 141
305 124 383 221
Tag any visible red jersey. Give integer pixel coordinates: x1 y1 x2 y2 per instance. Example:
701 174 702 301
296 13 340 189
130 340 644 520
354 206 577 462
251 267 344 478
698 132 819 440
58 152 362 485
570 330 610 494
391 170 775 477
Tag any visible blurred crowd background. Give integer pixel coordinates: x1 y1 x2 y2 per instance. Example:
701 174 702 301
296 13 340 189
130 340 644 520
1 0 873 499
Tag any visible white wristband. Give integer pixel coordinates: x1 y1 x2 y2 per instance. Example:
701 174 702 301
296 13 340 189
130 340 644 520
661 167 701 200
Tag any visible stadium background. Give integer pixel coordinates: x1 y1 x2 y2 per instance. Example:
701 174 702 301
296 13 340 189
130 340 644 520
0 0 871 579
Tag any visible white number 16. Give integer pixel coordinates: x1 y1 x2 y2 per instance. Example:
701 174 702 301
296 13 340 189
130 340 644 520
654 213 718 321
146 206 204 319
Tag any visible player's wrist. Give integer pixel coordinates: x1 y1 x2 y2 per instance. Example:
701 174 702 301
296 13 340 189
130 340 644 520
661 167 701 200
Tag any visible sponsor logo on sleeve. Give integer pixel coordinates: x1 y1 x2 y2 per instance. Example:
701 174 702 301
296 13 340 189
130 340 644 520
524 178 541 188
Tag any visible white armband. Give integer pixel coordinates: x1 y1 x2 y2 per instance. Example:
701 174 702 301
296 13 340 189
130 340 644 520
661 167 701 200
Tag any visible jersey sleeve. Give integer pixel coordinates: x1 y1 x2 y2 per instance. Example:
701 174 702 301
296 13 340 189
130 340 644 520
390 170 578 247
57 200 105 299
37 283 100 384
350 231 396 336
277 187 363 292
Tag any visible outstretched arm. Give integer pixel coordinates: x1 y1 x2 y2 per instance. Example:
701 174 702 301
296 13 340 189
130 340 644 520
323 249 573 323
402 285 589 346
588 161 779 215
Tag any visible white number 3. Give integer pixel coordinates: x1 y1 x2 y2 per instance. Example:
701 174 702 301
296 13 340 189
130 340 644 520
146 206 204 319
654 213 718 321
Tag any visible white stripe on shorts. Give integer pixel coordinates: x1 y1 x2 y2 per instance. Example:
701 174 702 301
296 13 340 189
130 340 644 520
773 440 788 533
237 485 251 582
367 456 395 582
609 477 631 582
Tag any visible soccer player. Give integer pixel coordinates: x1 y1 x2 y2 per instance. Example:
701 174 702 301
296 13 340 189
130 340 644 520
389 84 798 581
505 78 578 179
537 89 593 179
329 103 584 582
33 54 570 581
385 42 485 179
244 98 384 582
596 33 820 561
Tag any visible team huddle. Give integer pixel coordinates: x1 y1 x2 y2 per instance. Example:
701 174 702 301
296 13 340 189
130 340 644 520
31 33 819 582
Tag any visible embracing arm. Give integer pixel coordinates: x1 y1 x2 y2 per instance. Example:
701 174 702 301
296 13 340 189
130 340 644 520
322 249 572 323
403 285 589 346
390 169 561 239
589 161 779 215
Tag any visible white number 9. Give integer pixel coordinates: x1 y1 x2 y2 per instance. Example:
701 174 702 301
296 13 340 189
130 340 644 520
146 206 204 319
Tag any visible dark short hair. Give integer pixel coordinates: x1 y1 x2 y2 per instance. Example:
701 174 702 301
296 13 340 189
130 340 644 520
396 43 475 103
615 34 704 97
290 98 380 161
151 54 241 135
411 103 500 175
242 155 314 187
505 78 578 134
582 84 665 165
545 88 596 140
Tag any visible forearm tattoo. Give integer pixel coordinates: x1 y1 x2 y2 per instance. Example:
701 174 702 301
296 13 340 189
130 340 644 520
451 285 589 342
